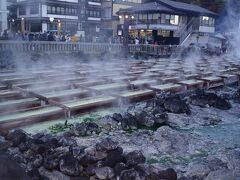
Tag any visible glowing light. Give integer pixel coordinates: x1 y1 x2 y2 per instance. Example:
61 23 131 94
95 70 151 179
119 15 122 19
49 17 54 22
125 15 129 19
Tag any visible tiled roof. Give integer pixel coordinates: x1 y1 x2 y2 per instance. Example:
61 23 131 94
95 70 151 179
119 1 181 14
118 0 216 17
158 0 216 16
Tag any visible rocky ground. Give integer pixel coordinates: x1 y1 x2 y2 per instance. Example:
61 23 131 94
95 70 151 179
1 86 240 180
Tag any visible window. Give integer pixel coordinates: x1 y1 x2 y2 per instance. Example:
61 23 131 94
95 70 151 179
170 15 179 25
158 30 170 37
19 6 26 15
88 10 101 17
47 5 77 16
200 16 215 27
30 5 39 14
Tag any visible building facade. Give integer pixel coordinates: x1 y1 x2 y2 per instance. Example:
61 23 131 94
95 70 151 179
11 0 105 40
118 0 217 46
0 0 8 33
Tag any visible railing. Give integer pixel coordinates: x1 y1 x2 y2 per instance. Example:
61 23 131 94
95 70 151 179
176 18 198 45
0 41 123 54
0 41 180 56
129 44 180 56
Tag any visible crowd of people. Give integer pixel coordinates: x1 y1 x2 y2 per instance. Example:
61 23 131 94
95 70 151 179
0 29 119 43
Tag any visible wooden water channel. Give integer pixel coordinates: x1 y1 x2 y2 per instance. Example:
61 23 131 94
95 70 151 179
0 41 179 56
0 57 240 130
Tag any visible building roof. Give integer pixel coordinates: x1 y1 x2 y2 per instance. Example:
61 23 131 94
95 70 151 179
118 0 217 17
158 0 216 16
120 2 181 14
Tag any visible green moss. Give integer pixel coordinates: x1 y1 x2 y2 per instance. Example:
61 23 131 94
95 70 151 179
49 122 73 134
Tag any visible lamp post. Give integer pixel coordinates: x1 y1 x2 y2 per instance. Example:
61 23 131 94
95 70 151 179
57 20 61 36
49 17 54 31
21 17 25 33
119 14 134 59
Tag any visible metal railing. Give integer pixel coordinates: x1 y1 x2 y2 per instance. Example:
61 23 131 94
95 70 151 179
0 41 179 56
129 44 180 56
0 41 123 54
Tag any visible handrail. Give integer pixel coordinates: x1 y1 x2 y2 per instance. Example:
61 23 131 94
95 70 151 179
0 41 179 56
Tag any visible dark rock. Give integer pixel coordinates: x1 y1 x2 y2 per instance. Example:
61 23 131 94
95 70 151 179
11 153 27 164
104 147 123 167
95 166 114 179
158 168 177 180
0 153 31 180
7 129 27 146
96 138 118 152
135 111 155 127
30 142 47 154
134 163 151 178
18 143 28 152
59 154 83 176
233 89 240 103
71 122 101 137
39 166 70 180
79 154 98 166
7 147 21 157
32 154 43 168
125 150 146 166
26 164 42 180
120 168 140 180
120 113 138 129
85 165 96 176
163 95 191 114
154 113 168 125
202 116 222 126
70 146 85 160
58 136 77 147
112 113 123 122
0 136 12 151
114 162 128 176
189 91 231 110
43 154 59 170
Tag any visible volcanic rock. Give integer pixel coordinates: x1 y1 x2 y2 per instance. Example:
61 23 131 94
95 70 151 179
114 162 128 176
158 168 177 180
104 147 123 167
189 90 231 110
95 166 114 179
58 136 77 147
95 138 118 152
43 154 59 170
125 150 146 166
163 95 191 114
59 154 83 176
71 122 101 136
7 129 28 146
120 113 138 129
39 167 70 180
205 169 235 180
0 136 12 151
233 88 240 103
0 153 31 180
119 168 140 180
154 112 168 125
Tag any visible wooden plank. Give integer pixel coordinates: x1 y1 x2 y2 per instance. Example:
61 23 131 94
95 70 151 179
150 83 183 92
64 96 116 110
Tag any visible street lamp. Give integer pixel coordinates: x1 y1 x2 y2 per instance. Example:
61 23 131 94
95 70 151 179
49 17 54 31
21 17 25 33
49 17 54 23
119 14 134 58
57 20 61 35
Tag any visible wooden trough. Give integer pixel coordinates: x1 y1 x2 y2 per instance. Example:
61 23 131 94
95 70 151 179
199 76 224 89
